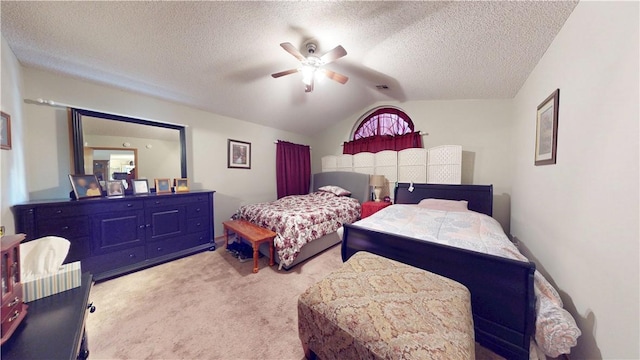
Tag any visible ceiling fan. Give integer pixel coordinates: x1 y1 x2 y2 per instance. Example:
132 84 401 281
271 42 349 93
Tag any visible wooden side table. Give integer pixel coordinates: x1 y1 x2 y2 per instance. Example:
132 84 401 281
222 220 276 273
361 201 392 219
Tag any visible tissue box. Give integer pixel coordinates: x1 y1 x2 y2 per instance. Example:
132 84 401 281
22 261 82 302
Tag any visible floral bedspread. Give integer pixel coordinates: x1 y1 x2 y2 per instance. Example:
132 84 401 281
235 192 360 268
353 205 581 358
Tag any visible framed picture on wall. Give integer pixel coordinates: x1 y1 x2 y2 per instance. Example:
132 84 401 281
155 178 172 194
535 89 560 166
69 174 103 200
1 111 11 150
227 139 251 169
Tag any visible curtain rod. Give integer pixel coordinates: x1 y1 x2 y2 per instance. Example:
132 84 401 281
23 98 189 128
273 140 312 150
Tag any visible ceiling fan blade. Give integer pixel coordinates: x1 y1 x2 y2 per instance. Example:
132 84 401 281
323 69 349 84
271 68 299 78
320 45 347 64
280 42 305 62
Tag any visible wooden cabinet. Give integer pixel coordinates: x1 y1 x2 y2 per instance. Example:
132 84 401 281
1 234 28 346
12 191 215 281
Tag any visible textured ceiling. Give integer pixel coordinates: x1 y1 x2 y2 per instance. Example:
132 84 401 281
1 1 578 136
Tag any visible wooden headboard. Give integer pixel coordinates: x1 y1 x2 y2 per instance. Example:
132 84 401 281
312 171 370 204
394 183 493 216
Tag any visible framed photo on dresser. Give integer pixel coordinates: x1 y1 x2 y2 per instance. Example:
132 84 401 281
132 179 150 195
106 180 125 197
154 178 171 194
69 174 103 199
174 178 189 192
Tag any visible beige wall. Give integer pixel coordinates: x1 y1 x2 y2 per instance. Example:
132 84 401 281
510 2 639 359
0 36 28 235
15 67 311 237
310 99 514 233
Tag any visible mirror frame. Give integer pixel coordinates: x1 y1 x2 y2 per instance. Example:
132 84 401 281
69 108 187 178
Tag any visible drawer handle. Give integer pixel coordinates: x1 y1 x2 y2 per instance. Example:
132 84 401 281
8 297 20 307
139 225 145 229
8 310 20 322
127 203 133 207
155 201 161 205
62 226 70 230
196 222 201 226
146 224 151 228
129 254 136 259
55 210 62 214
157 247 163 252
196 208 201 212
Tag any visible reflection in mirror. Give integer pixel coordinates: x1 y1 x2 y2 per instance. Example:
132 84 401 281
85 147 137 183
70 109 186 189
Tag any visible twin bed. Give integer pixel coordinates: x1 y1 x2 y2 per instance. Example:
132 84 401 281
234 172 579 359
235 171 370 270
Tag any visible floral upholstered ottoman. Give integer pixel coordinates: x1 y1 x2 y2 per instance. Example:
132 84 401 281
298 251 475 360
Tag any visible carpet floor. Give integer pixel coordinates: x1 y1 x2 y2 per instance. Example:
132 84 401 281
86 241 503 360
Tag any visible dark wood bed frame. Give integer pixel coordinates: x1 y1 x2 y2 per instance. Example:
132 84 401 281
341 183 536 360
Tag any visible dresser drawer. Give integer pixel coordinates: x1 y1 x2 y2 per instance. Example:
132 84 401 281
1 303 27 340
95 200 143 213
38 217 89 238
82 246 146 275
186 202 210 218
146 232 209 259
1 287 24 323
36 204 98 219
145 196 188 208
187 217 209 234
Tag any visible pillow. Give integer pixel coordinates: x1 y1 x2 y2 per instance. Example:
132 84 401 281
418 198 469 212
318 185 351 196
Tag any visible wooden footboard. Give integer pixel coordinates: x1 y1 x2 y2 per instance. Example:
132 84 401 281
342 224 536 360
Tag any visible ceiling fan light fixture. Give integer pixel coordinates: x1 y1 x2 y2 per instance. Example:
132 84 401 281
272 41 348 93
301 65 316 86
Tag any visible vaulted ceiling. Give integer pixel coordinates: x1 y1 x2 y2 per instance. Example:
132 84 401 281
1 1 578 136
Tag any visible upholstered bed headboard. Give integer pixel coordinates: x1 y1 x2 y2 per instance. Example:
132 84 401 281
312 171 370 204
394 183 493 216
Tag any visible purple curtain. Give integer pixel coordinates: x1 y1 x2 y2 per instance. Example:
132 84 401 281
276 140 311 199
343 131 422 154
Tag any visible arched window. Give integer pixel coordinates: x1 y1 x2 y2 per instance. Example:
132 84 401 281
353 107 415 140
343 107 422 154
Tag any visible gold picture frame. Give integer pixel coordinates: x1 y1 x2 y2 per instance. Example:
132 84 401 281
154 178 172 194
174 178 189 193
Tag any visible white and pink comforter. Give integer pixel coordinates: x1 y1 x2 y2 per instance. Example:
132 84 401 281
235 192 361 268
353 204 581 358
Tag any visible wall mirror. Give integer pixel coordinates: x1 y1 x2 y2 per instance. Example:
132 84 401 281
70 108 186 188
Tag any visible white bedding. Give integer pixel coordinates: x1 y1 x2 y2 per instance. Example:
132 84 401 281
351 204 581 358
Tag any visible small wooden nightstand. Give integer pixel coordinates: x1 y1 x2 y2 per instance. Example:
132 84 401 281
361 201 392 219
